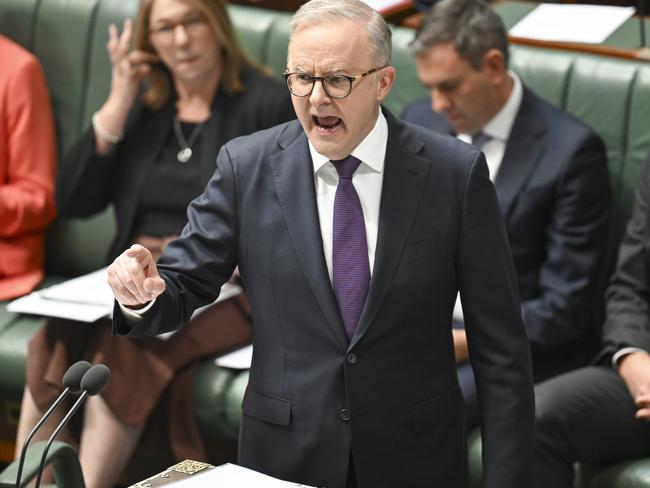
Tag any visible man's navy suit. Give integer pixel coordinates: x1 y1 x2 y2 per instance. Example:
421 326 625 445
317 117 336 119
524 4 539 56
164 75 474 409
114 111 534 488
402 87 611 383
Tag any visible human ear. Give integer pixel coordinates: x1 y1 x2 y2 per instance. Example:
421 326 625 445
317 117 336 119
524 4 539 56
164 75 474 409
376 66 396 102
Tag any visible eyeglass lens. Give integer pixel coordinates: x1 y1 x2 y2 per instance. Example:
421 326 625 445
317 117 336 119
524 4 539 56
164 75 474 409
150 14 206 41
287 74 352 99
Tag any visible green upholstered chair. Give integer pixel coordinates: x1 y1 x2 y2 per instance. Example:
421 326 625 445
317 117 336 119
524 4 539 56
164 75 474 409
0 441 85 488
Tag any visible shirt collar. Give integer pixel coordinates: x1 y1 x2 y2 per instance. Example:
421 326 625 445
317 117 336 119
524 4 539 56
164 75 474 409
481 71 523 142
309 109 388 175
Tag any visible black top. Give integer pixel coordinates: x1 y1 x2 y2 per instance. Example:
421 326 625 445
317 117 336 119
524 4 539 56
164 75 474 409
57 66 295 261
132 121 206 236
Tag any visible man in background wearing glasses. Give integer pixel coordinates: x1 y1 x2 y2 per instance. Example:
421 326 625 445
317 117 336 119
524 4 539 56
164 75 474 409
107 0 534 487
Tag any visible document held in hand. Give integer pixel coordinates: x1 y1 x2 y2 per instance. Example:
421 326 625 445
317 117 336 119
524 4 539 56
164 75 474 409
166 463 319 487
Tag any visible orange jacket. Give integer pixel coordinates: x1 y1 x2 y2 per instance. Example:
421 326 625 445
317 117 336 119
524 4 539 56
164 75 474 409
0 35 57 300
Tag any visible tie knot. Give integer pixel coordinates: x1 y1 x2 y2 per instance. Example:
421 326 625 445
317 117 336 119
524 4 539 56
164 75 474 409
471 131 492 150
331 155 361 179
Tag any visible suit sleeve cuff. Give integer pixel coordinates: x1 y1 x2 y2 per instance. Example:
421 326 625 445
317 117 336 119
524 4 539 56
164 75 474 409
612 347 648 370
118 298 156 323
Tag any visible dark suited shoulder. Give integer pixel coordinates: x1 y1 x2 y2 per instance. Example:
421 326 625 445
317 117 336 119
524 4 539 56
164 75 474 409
220 119 304 166
401 98 453 134
530 89 606 159
399 113 480 180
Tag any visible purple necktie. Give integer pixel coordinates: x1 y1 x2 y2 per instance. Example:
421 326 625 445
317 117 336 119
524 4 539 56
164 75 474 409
332 155 370 339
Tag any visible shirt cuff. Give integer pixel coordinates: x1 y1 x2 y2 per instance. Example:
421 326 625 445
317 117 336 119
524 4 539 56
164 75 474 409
118 298 156 323
612 347 648 370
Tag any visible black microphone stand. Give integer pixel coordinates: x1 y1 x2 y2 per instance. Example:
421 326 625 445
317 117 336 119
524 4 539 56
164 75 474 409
14 388 70 488
33 391 90 488
14 360 90 488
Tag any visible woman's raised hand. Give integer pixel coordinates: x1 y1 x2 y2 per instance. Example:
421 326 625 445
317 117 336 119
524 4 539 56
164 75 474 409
106 19 158 111
93 19 158 154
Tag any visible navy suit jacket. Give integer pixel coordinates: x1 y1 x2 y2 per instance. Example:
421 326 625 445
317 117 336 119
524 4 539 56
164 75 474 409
114 110 534 488
402 88 611 381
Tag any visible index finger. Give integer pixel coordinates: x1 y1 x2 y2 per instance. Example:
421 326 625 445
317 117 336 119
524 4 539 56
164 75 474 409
125 244 153 264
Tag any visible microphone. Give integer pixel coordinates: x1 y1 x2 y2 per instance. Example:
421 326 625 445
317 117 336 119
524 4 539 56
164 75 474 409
14 360 91 488
33 364 111 488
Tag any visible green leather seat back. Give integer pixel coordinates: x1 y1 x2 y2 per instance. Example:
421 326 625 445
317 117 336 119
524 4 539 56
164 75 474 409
621 64 650 216
37 0 132 276
43 0 138 277
510 45 574 107
0 317 43 401
262 11 292 78
566 57 637 191
33 0 98 156
0 0 39 49
228 4 284 65
387 26 428 116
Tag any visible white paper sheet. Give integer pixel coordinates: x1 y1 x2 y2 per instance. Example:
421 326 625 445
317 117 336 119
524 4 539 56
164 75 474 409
361 0 409 14
166 463 317 488
7 268 243 326
7 268 114 322
214 344 253 369
7 292 112 322
38 268 114 306
509 4 635 44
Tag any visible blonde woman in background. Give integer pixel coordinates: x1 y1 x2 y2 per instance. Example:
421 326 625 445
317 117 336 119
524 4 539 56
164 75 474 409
15 1 294 487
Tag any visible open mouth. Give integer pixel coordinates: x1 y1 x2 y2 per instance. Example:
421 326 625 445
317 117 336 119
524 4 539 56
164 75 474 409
312 115 342 131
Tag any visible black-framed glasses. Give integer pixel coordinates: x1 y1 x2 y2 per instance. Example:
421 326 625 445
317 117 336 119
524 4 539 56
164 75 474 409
283 66 386 99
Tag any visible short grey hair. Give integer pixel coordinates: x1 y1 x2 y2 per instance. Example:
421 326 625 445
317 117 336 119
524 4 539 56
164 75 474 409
290 0 392 66
410 0 509 69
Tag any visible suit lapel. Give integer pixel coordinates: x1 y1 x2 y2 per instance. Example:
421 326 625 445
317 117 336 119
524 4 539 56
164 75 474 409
350 111 430 350
268 124 348 347
494 88 547 219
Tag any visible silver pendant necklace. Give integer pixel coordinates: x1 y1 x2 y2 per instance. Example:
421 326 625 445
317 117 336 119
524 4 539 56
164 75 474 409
173 116 205 163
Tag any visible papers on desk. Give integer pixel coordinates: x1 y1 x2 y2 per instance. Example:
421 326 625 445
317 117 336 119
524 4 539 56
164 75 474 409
509 4 635 44
360 0 411 14
7 269 114 322
215 344 253 369
167 463 317 488
7 268 243 325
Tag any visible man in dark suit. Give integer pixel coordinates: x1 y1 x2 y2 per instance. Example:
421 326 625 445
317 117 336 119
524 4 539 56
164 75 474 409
402 0 611 428
106 0 534 487
534 154 650 488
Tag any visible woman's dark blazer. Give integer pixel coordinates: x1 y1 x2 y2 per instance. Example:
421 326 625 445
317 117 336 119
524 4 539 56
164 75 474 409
56 67 295 262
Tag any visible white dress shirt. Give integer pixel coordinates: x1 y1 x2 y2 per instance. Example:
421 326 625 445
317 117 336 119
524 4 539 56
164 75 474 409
309 110 388 281
453 72 523 323
456 71 523 182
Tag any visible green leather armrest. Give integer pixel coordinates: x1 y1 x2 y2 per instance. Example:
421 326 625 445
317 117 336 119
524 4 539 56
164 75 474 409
192 360 237 441
0 440 84 488
223 371 249 433
580 459 650 488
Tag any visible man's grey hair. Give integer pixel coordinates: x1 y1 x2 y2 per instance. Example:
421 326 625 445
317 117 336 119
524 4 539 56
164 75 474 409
410 0 509 69
290 0 392 66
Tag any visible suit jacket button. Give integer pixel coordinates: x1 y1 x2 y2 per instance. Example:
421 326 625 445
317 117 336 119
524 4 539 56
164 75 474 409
339 408 350 422
346 353 357 364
